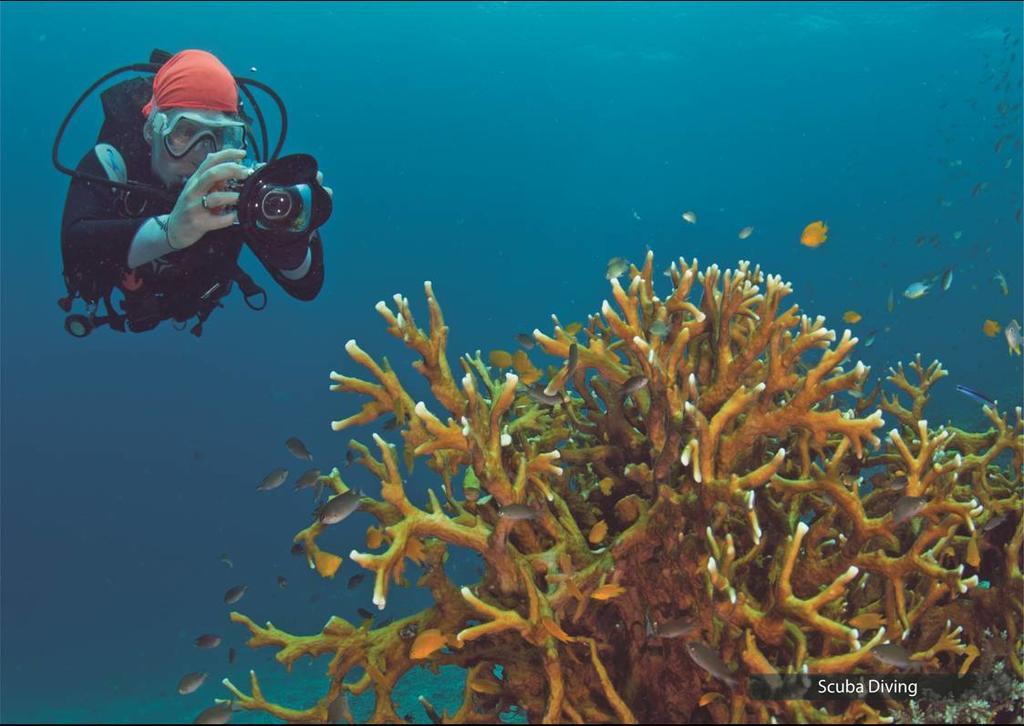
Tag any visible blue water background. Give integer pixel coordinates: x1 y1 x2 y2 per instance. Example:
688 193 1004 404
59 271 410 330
2 2 1022 722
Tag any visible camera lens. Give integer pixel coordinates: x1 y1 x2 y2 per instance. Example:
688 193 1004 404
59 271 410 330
260 189 294 221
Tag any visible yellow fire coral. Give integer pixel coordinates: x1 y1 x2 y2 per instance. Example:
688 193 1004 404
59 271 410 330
221 253 1023 724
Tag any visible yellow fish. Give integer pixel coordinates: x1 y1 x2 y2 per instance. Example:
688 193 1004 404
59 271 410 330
983 319 1001 337
800 220 828 247
590 583 626 600
409 629 447 659
588 520 608 544
842 310 862 324
489 350 513 368
681 210 697 224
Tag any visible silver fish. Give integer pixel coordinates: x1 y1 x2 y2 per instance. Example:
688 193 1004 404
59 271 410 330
195 634 221 649
177 671 208 695
956 384 996 407
685 642 737 686
315 490 362 525
738 226 754 240
893 496 927 525
285 437 313 461
983 514 1008 532
223 584 248 605
605 257 630 280
649 320 669 338
941 267 954 291
621 375 649 398
257 468 288 492
655 616 698 639
218 553 233 569
516 333 536 349
1006 319 1022 354
566 343 579 379
193 701 233 724
526 384 561 406
871 643 917 669
497 504 539 521
293 468 321 491
863 330 877 348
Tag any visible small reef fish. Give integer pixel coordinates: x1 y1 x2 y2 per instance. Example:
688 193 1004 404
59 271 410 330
228 647 236 664
566 343 579 380
903 282 931 300
941 267 954 291
871 643 919 670
290 542 305 556
649 320 669 338
971 181 989 197
195 634 221 649
177 671 208 695
293 468 321 491
219 553 233 569
983 319 1001 337
887 289 895 313
489 350 514 368
956 384 996 407
654 615 698 639
516 333 535 349
315 490 362 525
620 375 649 400
193 702 233 725
863 330 877 348
526 384 562 406
588 520 608 544
1006 319 1022 356
347 573 366 590
285 437 313 461
681 211 697 224
893 496 927 525
382 416 399 431
685 642 738 686
257 468 288 492
738 226 754 240
224 585 248 605
498 503 539 521
842 310 862 324
590 583 626 600
994 270 1009 296
953 230 963 240
357 608 374 620
605 257 630 280
410 629 448 659
982 515 1008 532
800 220 828 248
277 575 288 589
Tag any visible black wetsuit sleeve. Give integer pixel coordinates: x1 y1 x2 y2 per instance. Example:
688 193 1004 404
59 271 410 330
249 231 326 302
60 149 148 290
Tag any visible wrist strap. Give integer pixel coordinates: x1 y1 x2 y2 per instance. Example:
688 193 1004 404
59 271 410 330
154 214 183 251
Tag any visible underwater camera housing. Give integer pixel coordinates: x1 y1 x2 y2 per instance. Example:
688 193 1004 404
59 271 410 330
230 154 332 247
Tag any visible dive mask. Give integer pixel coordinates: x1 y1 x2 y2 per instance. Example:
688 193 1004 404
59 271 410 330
160 110 246 159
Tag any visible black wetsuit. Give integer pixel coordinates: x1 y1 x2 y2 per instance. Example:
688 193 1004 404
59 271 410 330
59 78 324 335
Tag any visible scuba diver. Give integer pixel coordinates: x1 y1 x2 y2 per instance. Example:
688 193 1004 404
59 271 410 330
54 48 334 337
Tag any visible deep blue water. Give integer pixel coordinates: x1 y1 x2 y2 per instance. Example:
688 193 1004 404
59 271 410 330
1 2 1021 723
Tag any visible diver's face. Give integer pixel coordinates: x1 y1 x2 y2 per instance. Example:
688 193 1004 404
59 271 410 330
146 109 246 189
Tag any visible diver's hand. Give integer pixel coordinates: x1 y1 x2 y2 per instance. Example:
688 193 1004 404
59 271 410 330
165 149 253 251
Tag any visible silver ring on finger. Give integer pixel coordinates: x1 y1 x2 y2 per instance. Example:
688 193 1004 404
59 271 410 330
202 194 210 210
